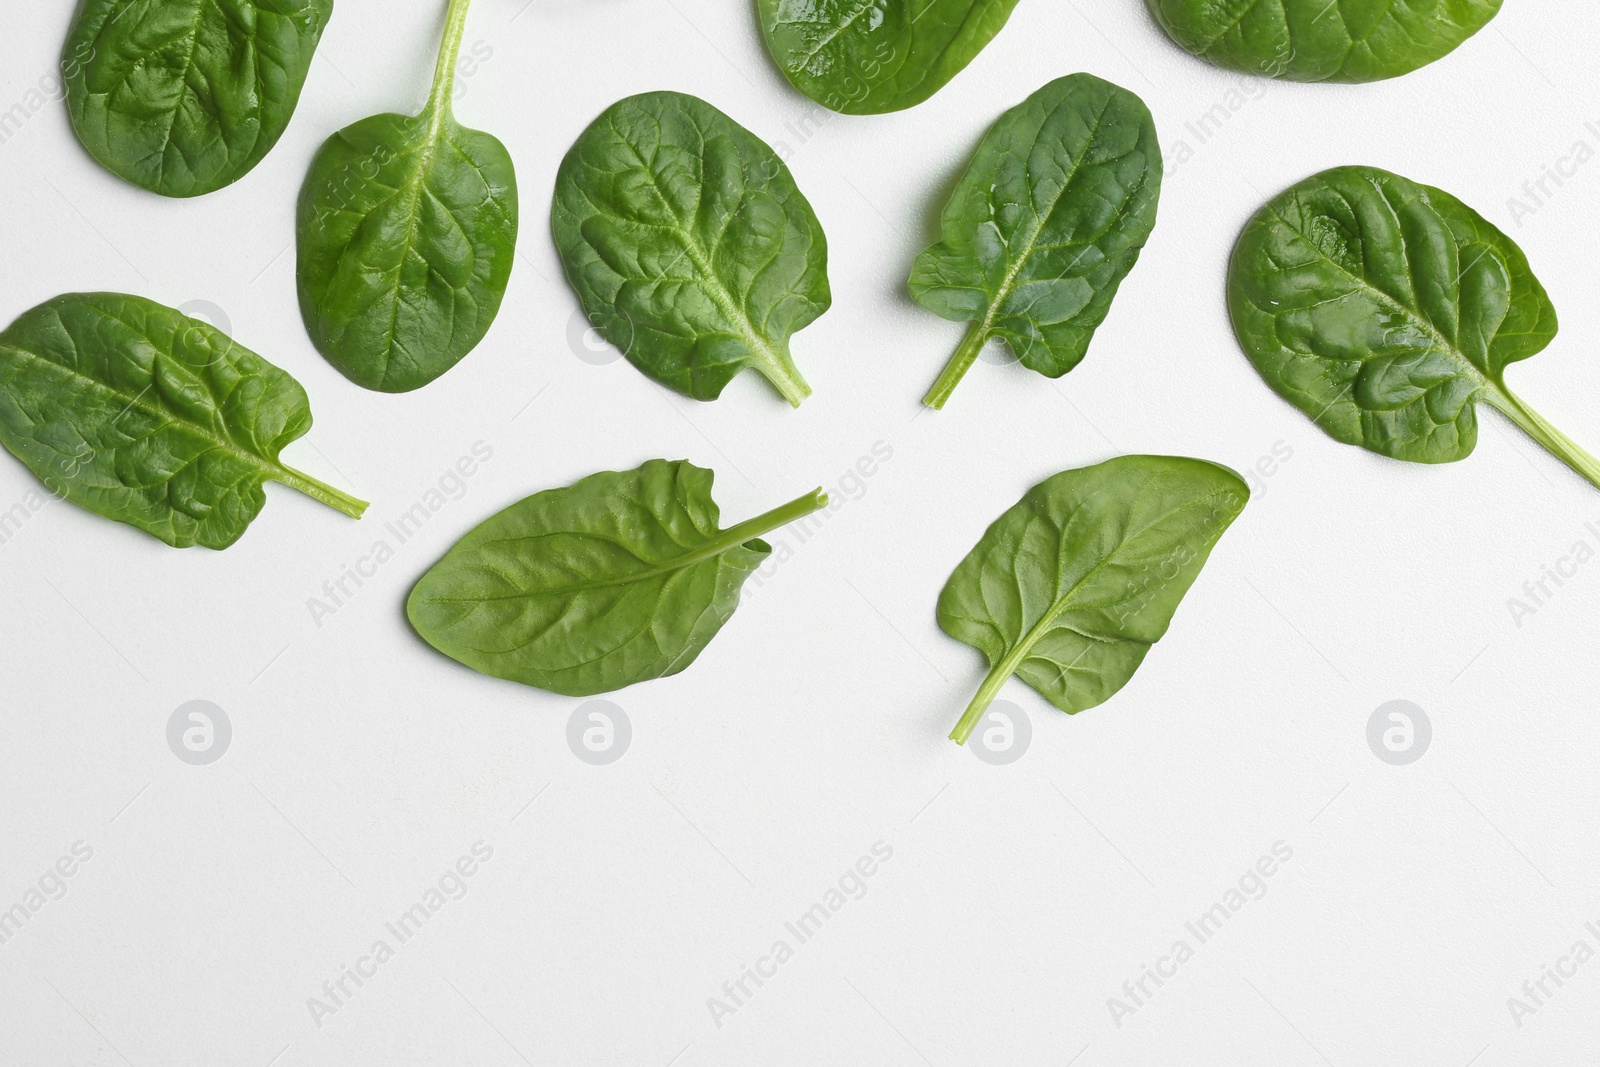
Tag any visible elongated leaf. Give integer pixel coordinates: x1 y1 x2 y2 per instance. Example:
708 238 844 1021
64 0 334 197
912 74 1162 409
1229 165 1600 490
297 0 517 393
408 460 827 696
940 456 1247 744
551 91 831 407
756 0 1022 115
1145 0 1500 82
0 293 367 549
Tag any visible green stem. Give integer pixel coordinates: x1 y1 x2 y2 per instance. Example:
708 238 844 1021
947 662 1011 748
923 320 989 410
276 466 370 519
720 487 829 548
1485 384 1600 492
755 345 813 408
425 0 475 117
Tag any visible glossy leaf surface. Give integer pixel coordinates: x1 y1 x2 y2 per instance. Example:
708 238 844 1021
296 0 517 393
64 0 333 197
911 74 1162 409
940 456 1247 744
1229 165 1600 490
1145 0 1500 82
0 293 367 549
756 0 1022 114
552 91 830 407
408 460 828 696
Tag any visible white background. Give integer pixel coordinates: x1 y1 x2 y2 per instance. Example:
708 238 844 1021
2 1 1599 1064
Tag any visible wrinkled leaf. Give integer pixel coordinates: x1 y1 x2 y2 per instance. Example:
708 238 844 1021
0 293 367 549
1229 165 1600 490
297 0 517 393
64 0 334 197
912 74 1161 409
1145 0 1501 82
756 0 1022 114
552 91 831 407
408 460 828 696
940 456 1247 744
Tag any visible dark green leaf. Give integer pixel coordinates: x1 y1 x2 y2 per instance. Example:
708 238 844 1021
408 460 828 696
912 74 1162 409
756 0 1022 114
0 293 368 549
551 91 831 407
1229 165 1600 490
940 456 1247 744
64 0 334 198
296 0 517 393
1145 0 1500 82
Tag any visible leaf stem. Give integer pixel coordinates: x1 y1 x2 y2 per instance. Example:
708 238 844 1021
923 320 989 410
721 486 829 547
426 0 475 116
275 466 370 519
754 344 813 408
1485 384 1600 492
949 661 1012 745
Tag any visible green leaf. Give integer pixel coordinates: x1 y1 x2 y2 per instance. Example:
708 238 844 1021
1145 0 1501 82
0 293 368 549
940 455 1247 744
551 91 831 408
64 0 334 198
756 0 1022 115
296 0 518 393
408 460 828 697
1229 165 1600 490
912 74 1162 409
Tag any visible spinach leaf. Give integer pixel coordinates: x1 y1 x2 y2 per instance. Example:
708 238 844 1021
296 0 518 393
551 92 830 407
1229 165 1600 490
1145 0 1500 82
408 460 827 696
64 0 334 198
756 0 1022 114
940 456 1247 744
0 293 368 549
912 74 1162 409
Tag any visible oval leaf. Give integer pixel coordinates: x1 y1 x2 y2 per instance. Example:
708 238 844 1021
940 456 1247 743
64 0 334 197
912 74 1162 408
1145 0 1500 82
551 91 831 407
757 0 1022 114
408 460 828 697
0 293 367 549
1229 165 1600 489
297 0 518 393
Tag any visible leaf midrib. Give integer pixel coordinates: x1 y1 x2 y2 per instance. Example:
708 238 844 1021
422 525 761 604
